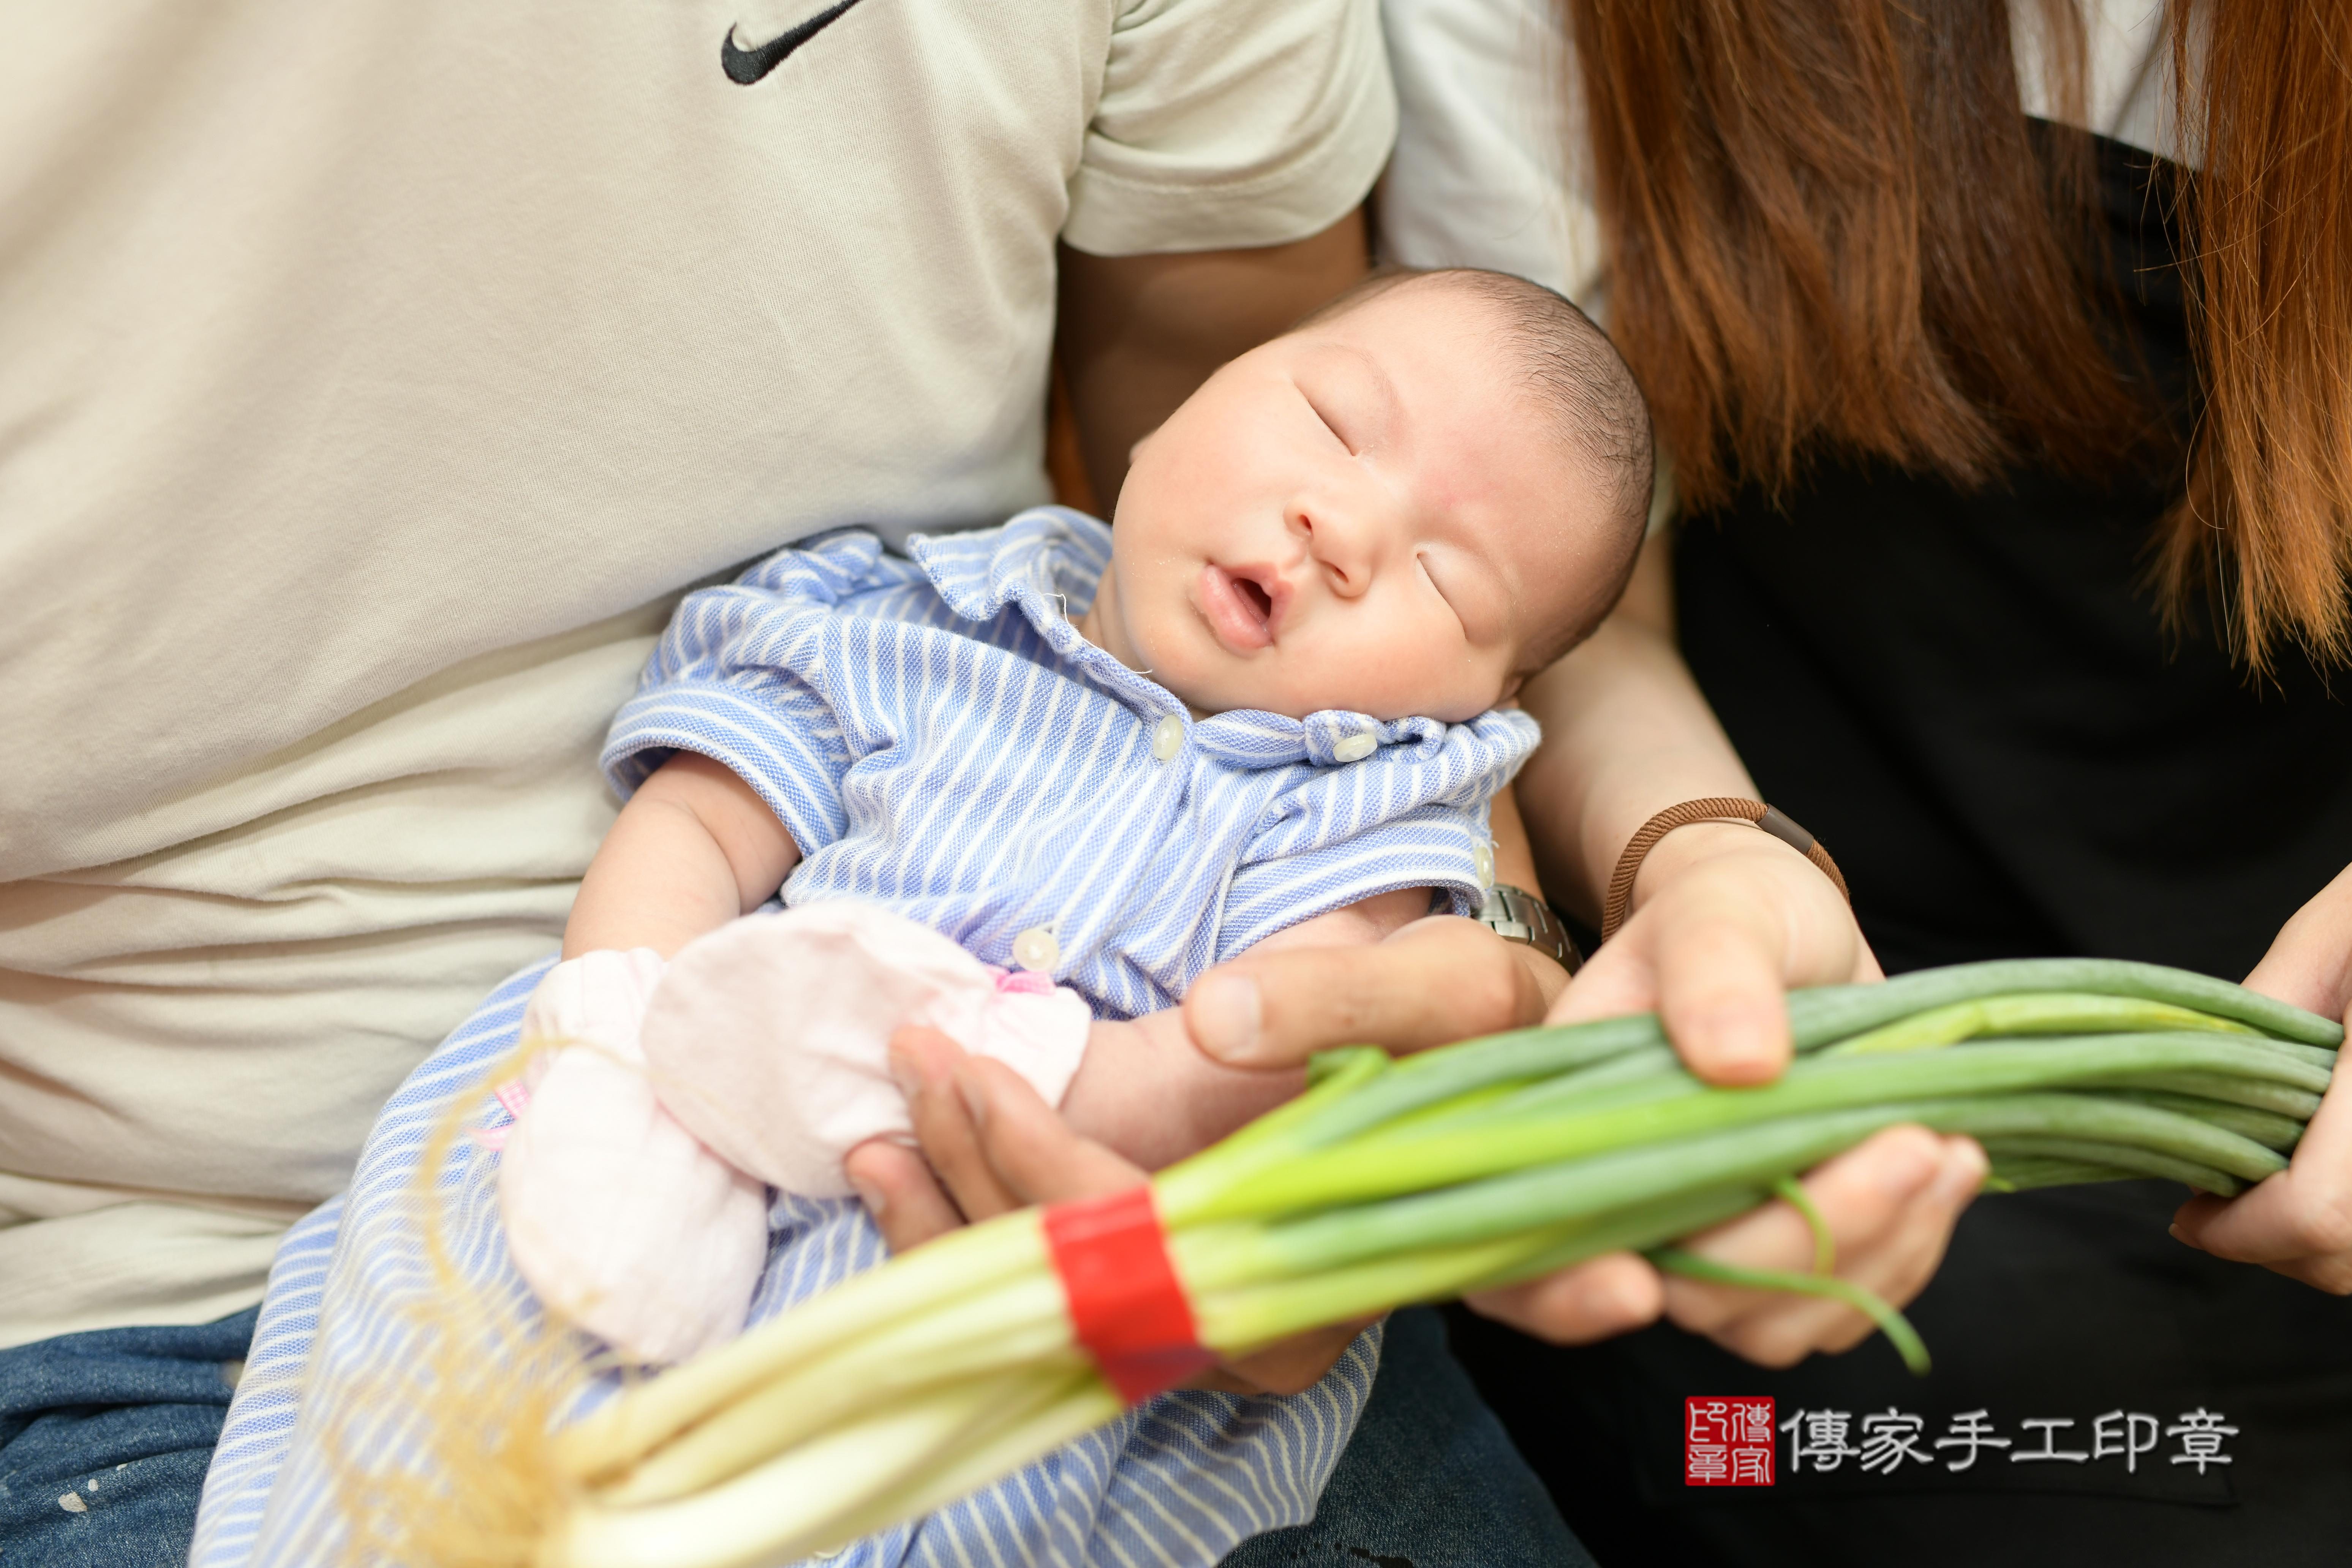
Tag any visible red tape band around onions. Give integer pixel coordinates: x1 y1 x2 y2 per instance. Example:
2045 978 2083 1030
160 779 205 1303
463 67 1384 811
1042 1186 1214 1405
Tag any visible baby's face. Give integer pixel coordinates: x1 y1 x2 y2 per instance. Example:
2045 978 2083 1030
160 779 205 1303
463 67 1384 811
1081 283 1615 724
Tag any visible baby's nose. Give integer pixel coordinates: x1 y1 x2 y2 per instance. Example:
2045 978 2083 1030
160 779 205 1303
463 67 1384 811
1290 502 1378 595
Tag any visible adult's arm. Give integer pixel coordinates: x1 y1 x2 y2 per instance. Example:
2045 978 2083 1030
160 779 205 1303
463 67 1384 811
1515 531 1881 1072
1057 891 1566 1173
1055 210 1369 512
2172 862 2352 1293
1195 532 1987 1362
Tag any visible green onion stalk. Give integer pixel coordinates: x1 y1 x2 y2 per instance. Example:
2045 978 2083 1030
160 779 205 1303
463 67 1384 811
448 959 2337 1568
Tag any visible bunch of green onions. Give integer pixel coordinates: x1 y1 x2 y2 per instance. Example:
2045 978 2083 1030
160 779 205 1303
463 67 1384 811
525 958 2335 1568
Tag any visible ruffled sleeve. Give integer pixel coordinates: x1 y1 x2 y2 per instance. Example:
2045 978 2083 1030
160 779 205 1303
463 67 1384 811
1215 707 1541 956
601 530 909 861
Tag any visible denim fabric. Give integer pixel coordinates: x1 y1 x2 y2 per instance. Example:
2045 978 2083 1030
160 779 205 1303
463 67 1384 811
0 1308 259 1567
1223 1308 1595 1568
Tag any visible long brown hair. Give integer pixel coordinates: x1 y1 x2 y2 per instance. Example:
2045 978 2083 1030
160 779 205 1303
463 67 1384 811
1570 0 2352 672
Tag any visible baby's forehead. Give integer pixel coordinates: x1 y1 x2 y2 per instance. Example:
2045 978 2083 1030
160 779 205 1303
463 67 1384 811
1306 276 1508 359
1312 289 1563 428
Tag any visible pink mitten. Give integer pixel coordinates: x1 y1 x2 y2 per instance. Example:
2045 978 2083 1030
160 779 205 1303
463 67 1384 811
499 949 768 1365
639 905 1095 1197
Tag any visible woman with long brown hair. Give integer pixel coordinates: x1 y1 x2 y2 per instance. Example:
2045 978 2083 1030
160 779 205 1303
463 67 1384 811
1361 0 2352 1560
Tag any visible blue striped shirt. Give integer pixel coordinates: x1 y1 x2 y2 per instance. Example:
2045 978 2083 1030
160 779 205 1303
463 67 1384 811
193 508 1538 1568
608 507 1539 1016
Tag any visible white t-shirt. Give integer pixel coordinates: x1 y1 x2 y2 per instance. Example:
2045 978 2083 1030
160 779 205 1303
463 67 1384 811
1379 0 2183 307
0 0 1393 1347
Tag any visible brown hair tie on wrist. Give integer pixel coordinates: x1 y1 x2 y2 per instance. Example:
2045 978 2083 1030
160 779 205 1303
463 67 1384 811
1600 797 1851 943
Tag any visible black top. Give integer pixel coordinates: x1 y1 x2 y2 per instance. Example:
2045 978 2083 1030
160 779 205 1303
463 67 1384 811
1448 130 2352 1566
1677 138 2352 984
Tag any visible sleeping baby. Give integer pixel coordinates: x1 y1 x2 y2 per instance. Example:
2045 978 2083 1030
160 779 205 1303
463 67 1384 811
498 266 1656 1365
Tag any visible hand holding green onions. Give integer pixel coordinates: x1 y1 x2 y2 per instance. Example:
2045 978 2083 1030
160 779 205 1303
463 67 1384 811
377 958 2336 1568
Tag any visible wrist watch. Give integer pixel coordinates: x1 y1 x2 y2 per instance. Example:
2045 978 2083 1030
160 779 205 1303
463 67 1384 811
1475 883 1581 974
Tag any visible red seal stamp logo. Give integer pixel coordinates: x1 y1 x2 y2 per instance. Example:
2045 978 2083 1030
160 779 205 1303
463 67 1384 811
1687 1396 1776 1486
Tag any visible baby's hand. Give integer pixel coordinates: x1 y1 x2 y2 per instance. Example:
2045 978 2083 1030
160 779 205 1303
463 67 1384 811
519 948 669 1071
1050 1008 1307 1171
501 947 769 1366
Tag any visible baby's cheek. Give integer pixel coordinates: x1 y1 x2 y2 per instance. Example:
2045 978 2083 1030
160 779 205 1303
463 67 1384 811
1124 571 1200 667
1383 631 1505 721
1316 633 1427 719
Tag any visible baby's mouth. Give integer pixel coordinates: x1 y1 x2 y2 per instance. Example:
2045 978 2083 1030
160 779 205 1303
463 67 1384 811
1198 563 1281 653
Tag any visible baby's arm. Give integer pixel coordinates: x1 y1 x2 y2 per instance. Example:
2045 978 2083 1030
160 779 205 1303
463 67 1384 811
1061 808 1568 1169
564 752 803 959
1057 889 1446 1169
511 751 795 1364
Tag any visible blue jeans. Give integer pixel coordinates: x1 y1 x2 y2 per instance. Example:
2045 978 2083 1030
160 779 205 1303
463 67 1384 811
0 1306 1582 1568
1223 1307 1594 1568
0 1308 259 1567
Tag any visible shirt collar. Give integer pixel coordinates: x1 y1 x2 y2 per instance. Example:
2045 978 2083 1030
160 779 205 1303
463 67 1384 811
907 507 1470 770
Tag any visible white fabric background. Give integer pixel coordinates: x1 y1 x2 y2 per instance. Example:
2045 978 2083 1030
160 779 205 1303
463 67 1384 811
1379 0 2184 308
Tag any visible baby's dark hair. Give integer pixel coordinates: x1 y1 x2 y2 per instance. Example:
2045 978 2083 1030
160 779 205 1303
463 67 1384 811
1295 267 1655 670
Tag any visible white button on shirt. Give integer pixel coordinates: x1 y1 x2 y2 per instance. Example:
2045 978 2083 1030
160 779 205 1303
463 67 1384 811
1013 926 1061 972
1332 731 1378 763
1151 714 1185 761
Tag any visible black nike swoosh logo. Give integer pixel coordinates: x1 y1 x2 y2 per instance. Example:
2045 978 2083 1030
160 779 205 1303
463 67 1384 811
721 0 871 84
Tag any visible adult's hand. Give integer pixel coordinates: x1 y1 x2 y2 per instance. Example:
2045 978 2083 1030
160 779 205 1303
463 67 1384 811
1467 1124 1985 1363
1183 912 1560 1064
1189 866 1987 1363
2172 863 2352 1293
1554 820 1881 1080
842 1027 1365 1397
